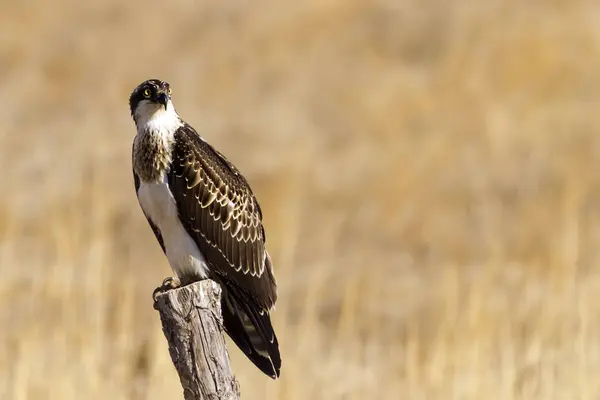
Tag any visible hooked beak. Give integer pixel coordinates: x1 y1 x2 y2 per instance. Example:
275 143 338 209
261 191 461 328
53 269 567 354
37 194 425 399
157 92 168 110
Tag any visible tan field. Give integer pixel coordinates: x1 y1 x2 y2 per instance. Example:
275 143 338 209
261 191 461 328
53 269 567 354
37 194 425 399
2 0 600 399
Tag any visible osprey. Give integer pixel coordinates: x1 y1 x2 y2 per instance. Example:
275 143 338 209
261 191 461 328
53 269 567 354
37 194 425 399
129 79 281 378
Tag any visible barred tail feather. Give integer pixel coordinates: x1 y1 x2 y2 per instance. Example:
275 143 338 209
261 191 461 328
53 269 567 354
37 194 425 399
221 290 281 378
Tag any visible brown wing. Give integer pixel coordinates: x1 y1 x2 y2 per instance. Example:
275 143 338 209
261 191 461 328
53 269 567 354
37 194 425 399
167 124 277 310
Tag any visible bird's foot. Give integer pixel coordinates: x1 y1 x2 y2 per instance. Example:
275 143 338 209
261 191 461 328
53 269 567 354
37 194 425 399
152 276 181 302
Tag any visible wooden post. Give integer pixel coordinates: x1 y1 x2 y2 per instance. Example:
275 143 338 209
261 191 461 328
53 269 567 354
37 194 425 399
154 280 240 400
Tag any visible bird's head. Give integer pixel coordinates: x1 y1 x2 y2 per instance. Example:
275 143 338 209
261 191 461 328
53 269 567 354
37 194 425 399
129 79 175 124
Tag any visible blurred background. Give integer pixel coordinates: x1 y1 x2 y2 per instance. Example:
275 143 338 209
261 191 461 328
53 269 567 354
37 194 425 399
2 0 600 399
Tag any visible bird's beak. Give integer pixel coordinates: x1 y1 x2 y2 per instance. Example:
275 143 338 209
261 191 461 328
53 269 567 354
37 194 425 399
157 93 168 110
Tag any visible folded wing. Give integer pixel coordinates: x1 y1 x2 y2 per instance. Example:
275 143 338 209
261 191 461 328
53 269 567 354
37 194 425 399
166 125 280 377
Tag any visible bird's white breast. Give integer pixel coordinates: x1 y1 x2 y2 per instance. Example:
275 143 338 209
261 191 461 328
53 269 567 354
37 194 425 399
137 176 209 279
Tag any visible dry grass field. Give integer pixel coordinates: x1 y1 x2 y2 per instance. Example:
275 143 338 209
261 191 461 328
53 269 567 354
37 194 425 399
2 0 600 399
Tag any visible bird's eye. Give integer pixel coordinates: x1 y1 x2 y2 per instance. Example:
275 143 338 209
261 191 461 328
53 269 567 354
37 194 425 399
168 88 172 96
143 88 151 98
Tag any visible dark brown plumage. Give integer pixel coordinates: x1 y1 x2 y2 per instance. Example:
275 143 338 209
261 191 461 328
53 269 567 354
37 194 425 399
169 126 280 377
167 125 278 309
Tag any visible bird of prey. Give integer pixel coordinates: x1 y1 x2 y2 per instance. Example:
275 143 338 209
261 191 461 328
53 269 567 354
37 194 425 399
129 78 281 378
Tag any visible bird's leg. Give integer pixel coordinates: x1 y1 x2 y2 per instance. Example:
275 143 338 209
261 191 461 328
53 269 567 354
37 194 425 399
152 276 181 301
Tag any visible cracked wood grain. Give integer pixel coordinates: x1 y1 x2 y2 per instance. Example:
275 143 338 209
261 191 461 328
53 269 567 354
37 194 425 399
154 280 240 400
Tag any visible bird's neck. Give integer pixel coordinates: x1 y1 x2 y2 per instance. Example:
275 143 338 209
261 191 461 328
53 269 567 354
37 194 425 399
133 106 182 183
134 101 182 136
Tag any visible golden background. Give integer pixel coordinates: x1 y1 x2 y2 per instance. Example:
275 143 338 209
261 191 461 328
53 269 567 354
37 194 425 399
2 0 600 399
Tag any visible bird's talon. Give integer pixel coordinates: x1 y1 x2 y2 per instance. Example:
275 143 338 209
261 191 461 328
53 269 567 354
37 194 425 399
162 276 181 289
152 276 181 302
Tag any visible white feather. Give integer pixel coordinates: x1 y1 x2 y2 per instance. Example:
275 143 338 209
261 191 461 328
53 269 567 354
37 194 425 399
137 173 210 279
134 99 182 137
134 98 208 279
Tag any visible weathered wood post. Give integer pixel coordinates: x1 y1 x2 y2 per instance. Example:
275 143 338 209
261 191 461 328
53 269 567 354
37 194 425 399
153 280 241 400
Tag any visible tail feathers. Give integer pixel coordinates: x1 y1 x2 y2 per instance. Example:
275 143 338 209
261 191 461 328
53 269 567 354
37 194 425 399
221 291 281 379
